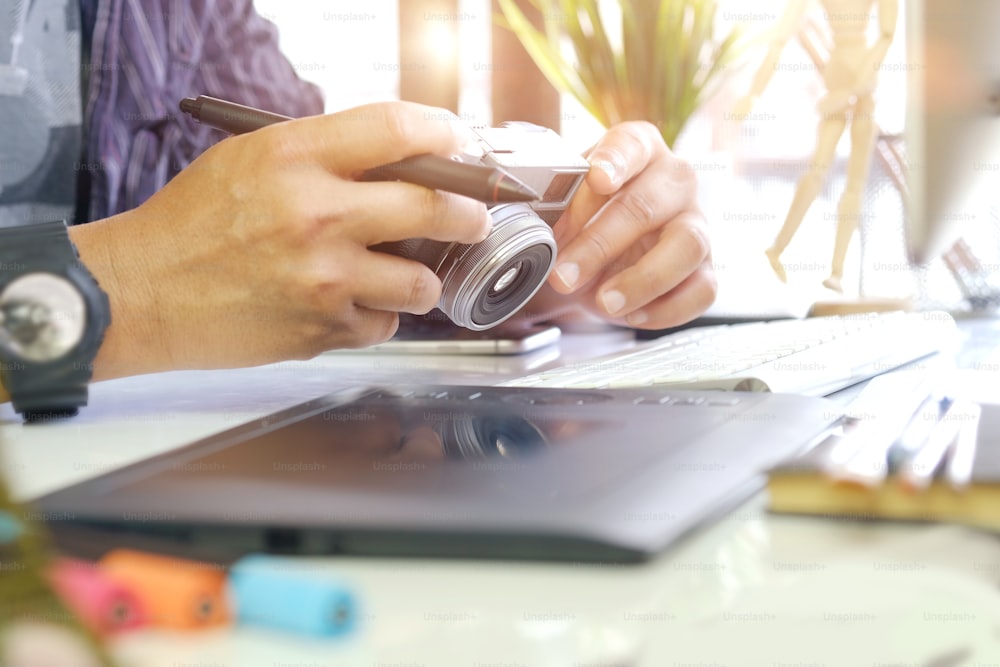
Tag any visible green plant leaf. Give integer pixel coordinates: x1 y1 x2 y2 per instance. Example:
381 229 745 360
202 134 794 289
499 0 761 147
580 0 624 118
497 0 600 117
556 0 612 124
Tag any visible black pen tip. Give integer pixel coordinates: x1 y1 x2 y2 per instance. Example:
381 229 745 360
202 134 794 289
179 97 199 117
495 175 540 202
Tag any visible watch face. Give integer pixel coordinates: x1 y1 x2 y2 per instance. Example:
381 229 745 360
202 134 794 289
0 273 86 363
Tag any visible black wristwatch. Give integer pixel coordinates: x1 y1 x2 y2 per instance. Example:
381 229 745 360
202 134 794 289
0 221 111 422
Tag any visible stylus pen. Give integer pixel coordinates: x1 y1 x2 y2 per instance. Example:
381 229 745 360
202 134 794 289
179 95 539 204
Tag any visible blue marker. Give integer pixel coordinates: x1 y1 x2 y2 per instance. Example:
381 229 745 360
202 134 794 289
228 554 358 637
0 511 23 544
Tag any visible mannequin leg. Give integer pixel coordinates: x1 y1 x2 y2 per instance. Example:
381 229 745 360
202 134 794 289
766 113 849 282
824 95 877 292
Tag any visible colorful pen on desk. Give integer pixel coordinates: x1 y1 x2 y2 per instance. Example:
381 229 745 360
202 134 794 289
99 549 230 630
898 400 979 492
47 558 146 636
228 554 358 638
178 95 539 204
944 402 982 491
823 372 936 487
886 395 953 473
0 495 116 666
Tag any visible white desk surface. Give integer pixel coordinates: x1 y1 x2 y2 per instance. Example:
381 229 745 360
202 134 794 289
4 324 1000 667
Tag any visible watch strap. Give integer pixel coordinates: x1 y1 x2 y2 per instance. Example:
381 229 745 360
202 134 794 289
10 384 88 422
0 221 110 422
0 220 80 264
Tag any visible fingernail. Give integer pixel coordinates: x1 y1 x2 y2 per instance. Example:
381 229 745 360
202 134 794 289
589 150 626 186
626 310 649 326
591 159 618 185
555 262 579 290
601 289 627 316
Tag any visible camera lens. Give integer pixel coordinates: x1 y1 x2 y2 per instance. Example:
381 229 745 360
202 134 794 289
437 203 557 330
492 265 521 293
471 245 551 327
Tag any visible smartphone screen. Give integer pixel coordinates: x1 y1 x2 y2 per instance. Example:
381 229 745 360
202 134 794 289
370 323 561 355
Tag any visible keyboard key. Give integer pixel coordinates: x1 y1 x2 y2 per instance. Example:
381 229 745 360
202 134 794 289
707 397 742 406
498 312 956 398
672 397 706 406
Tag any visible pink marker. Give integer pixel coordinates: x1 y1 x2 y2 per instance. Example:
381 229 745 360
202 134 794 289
47 558 147 635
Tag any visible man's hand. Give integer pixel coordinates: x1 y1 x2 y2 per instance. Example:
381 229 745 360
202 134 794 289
547 122 716 328
70 102 489 379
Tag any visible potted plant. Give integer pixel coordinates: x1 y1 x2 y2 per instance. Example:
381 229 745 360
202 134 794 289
498 0 749 148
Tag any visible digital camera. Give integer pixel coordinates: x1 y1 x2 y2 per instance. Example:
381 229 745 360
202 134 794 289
375 122 590 330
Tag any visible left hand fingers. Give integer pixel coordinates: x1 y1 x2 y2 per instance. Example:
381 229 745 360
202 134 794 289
552 121 664 247
593 210 712 322
585 121 662 194
611 258 717 329
551 150 698 293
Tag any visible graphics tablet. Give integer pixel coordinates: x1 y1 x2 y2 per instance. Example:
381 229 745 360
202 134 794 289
36 385 841 563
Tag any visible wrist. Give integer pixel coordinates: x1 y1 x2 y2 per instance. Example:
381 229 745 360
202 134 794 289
68 214 172 381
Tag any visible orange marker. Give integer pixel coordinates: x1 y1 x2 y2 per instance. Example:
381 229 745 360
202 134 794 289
48 558 147 635
98 549 230 630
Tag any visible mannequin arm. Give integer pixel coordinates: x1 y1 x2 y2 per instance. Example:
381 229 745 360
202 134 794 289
733 0 809 114
797 19 829 75
850 0 899 94
817 0 898 115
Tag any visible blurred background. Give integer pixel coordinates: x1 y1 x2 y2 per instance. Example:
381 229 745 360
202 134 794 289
252 0 1000 315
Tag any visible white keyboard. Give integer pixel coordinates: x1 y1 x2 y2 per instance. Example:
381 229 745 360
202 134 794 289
500 311 958 397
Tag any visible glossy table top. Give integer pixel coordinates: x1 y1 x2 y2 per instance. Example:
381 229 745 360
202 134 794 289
3 320 1000 666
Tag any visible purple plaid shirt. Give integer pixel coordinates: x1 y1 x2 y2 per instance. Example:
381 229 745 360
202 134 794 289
83 0 323 221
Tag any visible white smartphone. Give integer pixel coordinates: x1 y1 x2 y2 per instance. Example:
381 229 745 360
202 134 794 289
363 323 561 355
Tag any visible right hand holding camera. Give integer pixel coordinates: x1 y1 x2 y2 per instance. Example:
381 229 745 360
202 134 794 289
68 101 491 381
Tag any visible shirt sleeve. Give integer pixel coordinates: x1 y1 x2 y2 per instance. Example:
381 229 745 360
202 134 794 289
194 0 325 119
83 0 325 221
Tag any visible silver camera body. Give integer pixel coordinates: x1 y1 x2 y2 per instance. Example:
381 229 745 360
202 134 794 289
377 122 590 331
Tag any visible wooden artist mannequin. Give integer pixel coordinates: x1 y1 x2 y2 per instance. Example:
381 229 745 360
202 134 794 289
733 0 898 292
